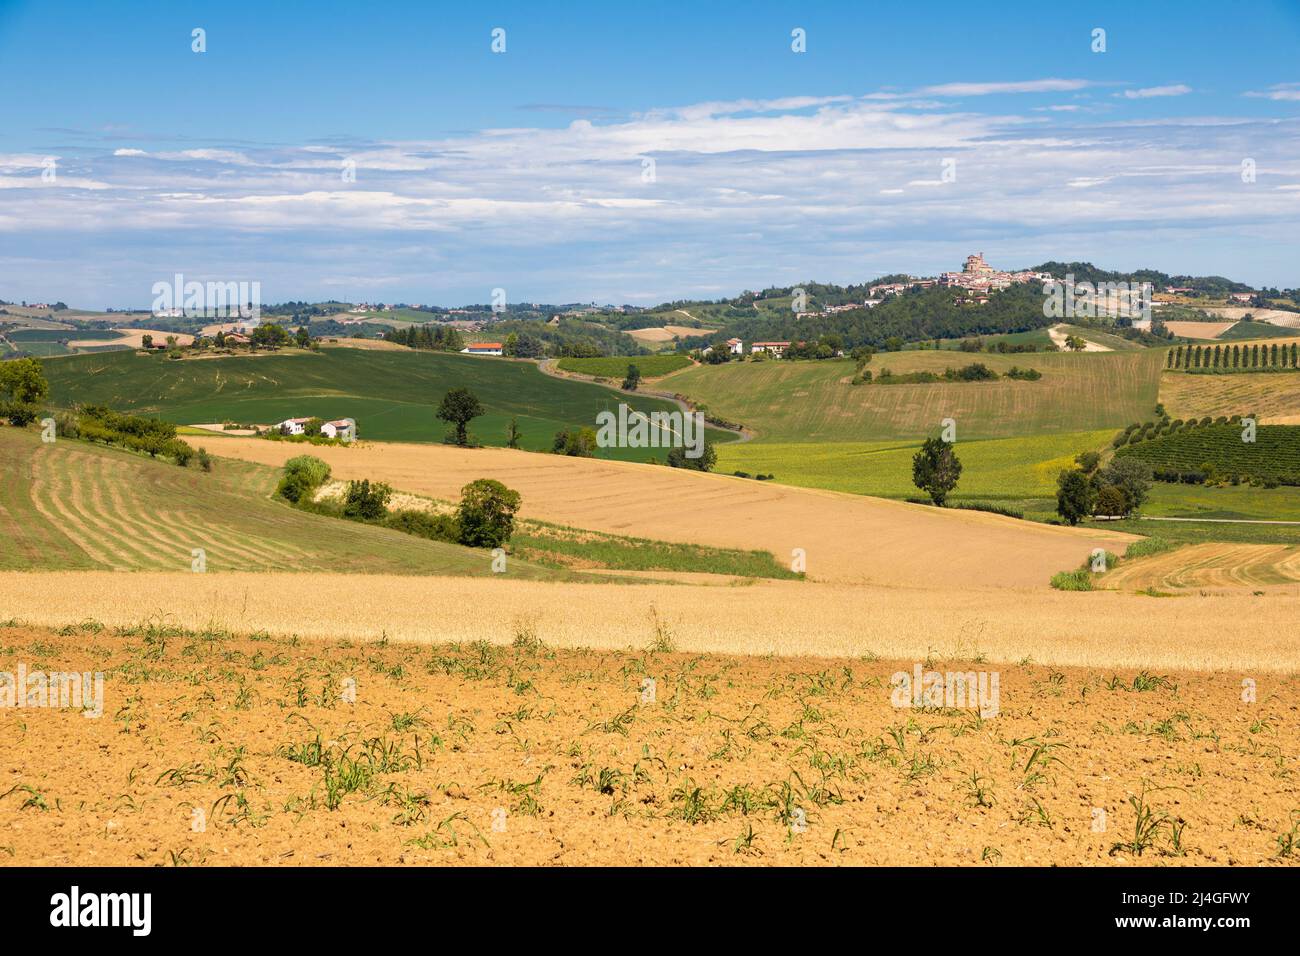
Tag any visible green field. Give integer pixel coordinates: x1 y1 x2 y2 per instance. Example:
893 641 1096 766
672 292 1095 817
1116 424 1300 482
1088 481 1300 546
916 328 1056 352
1218 320 1298 341
39 348 736 460
556 354 692 378
716 430 1114 513
662 349 1164 442
0 426 567 576
1057 325 1146 351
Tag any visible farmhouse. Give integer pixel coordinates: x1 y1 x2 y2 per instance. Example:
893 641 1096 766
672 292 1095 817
276 417 311 436
726 337 744 355
751 341 791 356
320 419 353 440
461 342 504 356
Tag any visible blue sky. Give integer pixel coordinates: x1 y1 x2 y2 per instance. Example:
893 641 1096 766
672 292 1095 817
2 0 1299 308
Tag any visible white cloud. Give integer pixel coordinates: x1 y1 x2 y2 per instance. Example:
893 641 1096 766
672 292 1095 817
919 78 1092 97
1245 84 1300 102
1118 84 1192 99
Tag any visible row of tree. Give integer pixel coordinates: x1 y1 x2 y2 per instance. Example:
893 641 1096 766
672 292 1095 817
1168 342 1299 370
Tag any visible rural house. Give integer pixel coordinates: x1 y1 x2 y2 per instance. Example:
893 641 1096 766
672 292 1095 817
276 417 311 436
726 337 744 354
460 342 504 356
320 419 354 440
751 341 791 356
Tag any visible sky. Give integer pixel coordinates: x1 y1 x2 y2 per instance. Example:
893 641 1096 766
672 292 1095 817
1 0 1299 309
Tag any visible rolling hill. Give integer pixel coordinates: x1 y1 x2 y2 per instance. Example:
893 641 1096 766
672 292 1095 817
661 349 1165 442
38 347 735 460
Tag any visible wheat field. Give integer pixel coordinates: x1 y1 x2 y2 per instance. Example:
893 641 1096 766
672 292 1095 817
1 571 1297 671
198 437 1135 588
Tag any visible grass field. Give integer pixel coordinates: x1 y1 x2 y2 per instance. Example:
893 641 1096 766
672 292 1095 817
0 426 568 578
1217 320 1298 340
661 350 1164 442
715 430 1115 512
915 328 1056 352
38 348 735 460
1056 325 1146 351
2 620 1297 865
556 355 692 378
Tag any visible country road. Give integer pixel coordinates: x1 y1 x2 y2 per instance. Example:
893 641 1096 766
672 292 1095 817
536 357 754 442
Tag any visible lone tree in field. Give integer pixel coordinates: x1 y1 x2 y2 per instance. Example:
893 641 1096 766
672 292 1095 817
506 417 522 449
457 478 522 548
437 387 484 446
912 437 962 506
0 357 49 426
621 363 641 391
1055 468 1094 525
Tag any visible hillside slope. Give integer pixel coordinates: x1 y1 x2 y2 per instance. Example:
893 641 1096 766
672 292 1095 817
38 348 735 459
0 426 562 577
660 349 1164 442
201 436 1135 588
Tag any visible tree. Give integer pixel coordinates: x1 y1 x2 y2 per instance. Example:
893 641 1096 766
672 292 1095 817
141 334 153 349
1074 450 1101 474
506 417 522 449
621 363 641 391
295 325 311 348
0 357 49 426
1093 484 1127 518
552 427 597 457
1096 457 1152 515
911 437 962 505
1065 334 1087 352
667 440 718 472
1055 468 1094 525
456 478 521 548
437 387 483 445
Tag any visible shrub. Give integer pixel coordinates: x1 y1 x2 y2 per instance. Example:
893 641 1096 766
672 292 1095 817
342 479 392 521
1050 569 1093 591
383 509 460 543
276 455 331 503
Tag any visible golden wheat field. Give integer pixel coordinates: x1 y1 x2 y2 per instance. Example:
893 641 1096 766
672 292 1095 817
1160 364 1300 424
0 622 1296 866
1 571 1298 672
199 437 1135 589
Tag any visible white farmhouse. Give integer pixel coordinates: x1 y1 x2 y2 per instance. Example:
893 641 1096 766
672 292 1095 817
320 419 355 441
276 417 311 436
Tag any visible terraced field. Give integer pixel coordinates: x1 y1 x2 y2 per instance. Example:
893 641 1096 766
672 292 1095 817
39 348 735 459
661 349 1164 442
0 427 561 578
1116 424 1300 482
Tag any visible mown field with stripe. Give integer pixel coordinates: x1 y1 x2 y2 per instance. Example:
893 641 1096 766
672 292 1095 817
0 426 563 577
